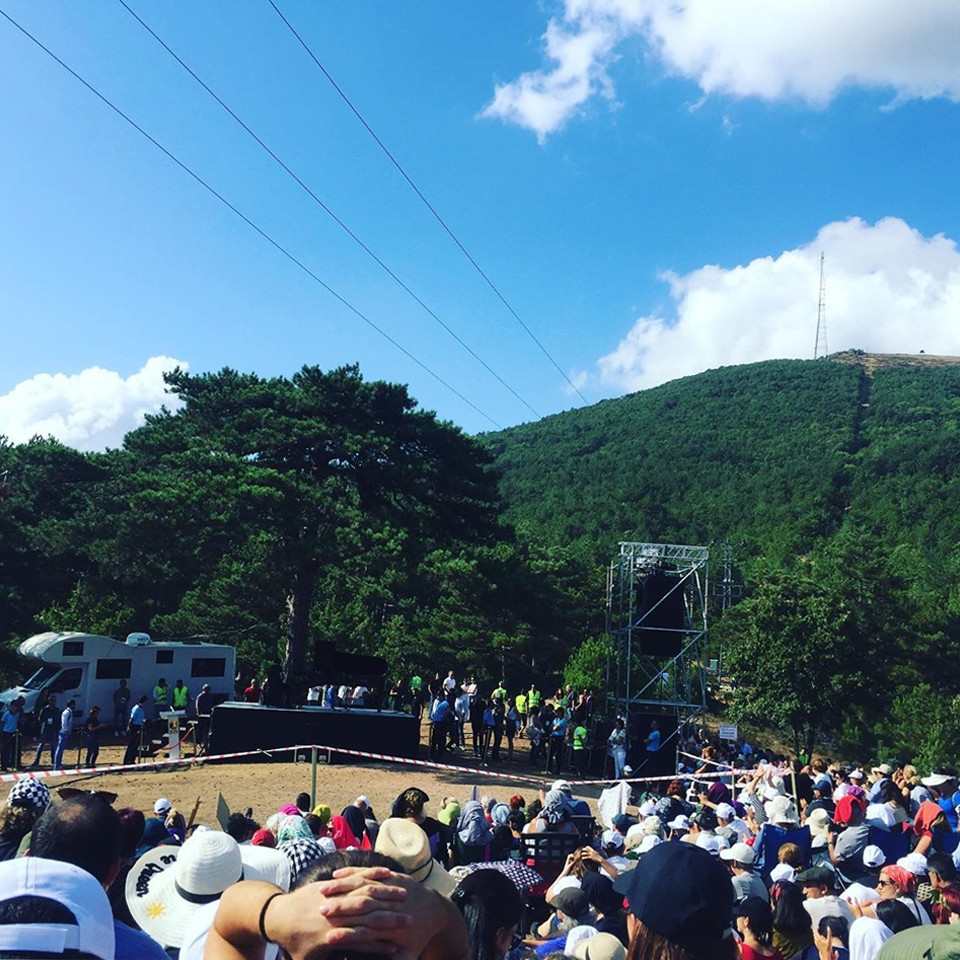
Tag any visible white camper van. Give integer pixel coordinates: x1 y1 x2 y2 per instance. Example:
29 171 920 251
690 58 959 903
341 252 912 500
0 631 236 722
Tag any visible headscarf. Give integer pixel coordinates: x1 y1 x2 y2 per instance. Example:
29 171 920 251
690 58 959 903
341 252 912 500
340 805 366 845
542 790 566 824
835 794 867 826
278 803 301 817
491 803 511 827
277 814 313 845
329 815 357 850
438 801 461 826
312 803 332 826
913 800 945 836
278 837 325 886
457 801 493 846
881 865 918 897
849 916 893 960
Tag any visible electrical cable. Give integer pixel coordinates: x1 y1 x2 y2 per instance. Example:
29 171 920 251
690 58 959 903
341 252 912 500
116 0 540 420
266 0 589 405
0 6 502 429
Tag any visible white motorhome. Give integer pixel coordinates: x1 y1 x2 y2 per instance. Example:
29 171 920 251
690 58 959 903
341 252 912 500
0 631 236 721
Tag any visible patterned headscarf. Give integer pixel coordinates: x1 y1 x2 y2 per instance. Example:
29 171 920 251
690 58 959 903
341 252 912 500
277 814 313 845
278 837 325 885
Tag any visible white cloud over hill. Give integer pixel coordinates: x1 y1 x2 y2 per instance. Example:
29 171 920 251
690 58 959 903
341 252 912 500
585 217 960 393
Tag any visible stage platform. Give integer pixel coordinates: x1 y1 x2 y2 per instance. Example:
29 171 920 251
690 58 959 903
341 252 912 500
207 703 420 760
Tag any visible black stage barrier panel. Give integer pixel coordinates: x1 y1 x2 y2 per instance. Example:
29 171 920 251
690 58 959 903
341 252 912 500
208 702 420 760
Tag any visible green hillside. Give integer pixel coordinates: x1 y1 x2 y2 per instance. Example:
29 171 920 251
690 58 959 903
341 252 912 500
483 356 960 574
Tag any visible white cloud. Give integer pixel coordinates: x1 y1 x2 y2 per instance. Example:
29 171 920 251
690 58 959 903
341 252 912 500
585 217 960 393
0 356 187 452
482 0 960 138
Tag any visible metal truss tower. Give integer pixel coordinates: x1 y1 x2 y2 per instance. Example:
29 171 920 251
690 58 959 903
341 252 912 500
605 542 709 722
814 252 828 359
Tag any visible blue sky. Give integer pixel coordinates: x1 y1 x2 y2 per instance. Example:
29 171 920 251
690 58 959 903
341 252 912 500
1 1 959 449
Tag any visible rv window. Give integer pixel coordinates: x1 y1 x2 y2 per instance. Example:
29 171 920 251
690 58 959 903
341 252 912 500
62 641 85 657
96 659 132 680
191 658 226 678
50 668 83 693
23 664 60 690
156 651 174 664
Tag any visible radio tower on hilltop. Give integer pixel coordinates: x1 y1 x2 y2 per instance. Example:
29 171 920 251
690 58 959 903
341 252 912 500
814 252 827 359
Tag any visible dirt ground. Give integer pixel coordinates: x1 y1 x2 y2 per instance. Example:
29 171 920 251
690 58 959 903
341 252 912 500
16 732 608 827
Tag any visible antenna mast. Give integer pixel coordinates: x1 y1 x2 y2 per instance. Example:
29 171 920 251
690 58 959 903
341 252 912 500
814 252 827 359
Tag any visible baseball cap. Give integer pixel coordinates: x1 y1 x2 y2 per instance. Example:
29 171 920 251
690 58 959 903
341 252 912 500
601 829 625 850
613 842 732 953
549 886 591 920
719 841 755 865
695 833 720 855
862 845 886 869
714 802 736 821
922 774 953 788
154 798 172 815
0 857 115 960
733 896 771 928
667 814 690 831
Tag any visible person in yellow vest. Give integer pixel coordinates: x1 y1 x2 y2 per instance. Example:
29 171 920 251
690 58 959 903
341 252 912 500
172 679 189 713
528 683 541 712
153 677 169 719
514 690 528 739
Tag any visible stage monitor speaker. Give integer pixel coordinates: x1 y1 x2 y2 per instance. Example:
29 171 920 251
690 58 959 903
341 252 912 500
637 571 684 657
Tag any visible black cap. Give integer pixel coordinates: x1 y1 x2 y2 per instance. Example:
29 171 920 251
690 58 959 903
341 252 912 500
797 866 835 886
612 841 732 952
612 813 636 832
548 886 590 919
733 896 771 928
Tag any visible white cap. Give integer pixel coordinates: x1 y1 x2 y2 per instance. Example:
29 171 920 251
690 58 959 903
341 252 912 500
154 798 172 815
715 802 736 821
897 852 928 876
719 841 756 865
601 829 625 849
639 800 657 817
862 845 886 868
770 863 796 883
695 833 720 855
667 815 690 830
636 834 662 853
0 857 115 960
356 795 370 807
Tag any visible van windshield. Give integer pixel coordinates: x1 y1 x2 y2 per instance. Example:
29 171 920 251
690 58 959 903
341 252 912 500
22 664 60 690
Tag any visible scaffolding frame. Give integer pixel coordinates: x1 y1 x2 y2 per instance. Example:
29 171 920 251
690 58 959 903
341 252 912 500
605 542 709 726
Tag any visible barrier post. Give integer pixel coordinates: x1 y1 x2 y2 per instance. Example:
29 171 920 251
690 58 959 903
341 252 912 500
310 747 318 809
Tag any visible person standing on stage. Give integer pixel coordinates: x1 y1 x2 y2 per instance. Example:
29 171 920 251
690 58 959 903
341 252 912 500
53 698 75 770
123 695 148 765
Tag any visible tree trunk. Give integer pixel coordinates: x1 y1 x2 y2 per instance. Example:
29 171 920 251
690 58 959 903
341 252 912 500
285 563 317 679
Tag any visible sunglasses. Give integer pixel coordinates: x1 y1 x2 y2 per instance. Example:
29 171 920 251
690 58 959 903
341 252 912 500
876 878 897 888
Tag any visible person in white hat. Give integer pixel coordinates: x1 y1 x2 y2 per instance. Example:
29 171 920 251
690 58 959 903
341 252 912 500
0 857 116 960
720 841 769 903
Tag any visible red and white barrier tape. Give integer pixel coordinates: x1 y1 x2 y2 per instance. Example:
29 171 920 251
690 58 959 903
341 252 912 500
1 741 750 787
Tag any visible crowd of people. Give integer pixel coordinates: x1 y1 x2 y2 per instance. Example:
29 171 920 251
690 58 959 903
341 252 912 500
3 733 960 959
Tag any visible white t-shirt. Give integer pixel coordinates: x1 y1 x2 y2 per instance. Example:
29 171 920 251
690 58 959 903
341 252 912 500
179 900 280 960
443 676 457 692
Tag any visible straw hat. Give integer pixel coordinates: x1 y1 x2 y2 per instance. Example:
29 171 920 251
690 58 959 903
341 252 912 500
374 818 455 896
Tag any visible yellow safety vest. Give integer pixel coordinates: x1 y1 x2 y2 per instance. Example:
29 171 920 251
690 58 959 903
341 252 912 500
172 686 189 709
153 685 168 706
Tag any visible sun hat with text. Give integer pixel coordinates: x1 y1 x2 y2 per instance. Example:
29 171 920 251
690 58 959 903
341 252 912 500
0 857 115 960
126 830 279 948
613 841 732 953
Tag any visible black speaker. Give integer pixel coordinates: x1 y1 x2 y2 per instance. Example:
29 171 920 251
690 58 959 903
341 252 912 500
637 571 684 656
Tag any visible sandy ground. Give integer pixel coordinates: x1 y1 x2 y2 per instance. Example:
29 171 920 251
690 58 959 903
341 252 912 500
15 731 608 827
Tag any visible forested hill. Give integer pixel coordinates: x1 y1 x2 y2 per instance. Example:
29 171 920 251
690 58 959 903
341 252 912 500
482 355 960 574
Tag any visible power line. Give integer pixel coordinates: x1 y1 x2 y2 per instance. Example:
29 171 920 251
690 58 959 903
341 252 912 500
115 0 540 421
0 6 502 430
267 0 590 406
